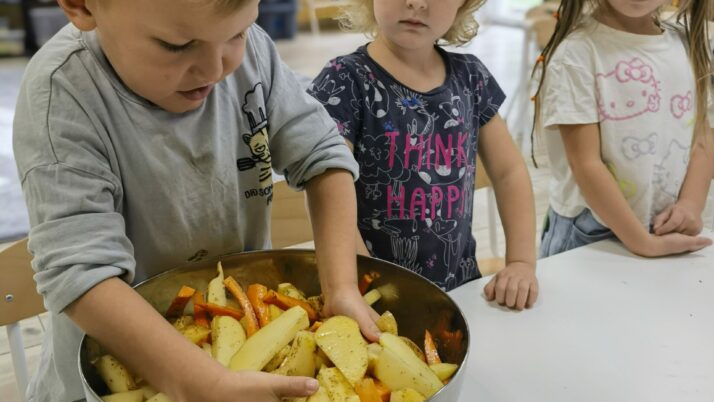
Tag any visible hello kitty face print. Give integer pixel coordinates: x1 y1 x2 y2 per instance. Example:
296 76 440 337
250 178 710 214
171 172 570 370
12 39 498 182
596 58 662 121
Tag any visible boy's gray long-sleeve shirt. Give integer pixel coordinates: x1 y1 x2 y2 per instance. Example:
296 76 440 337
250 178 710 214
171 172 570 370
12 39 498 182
13 24 357 402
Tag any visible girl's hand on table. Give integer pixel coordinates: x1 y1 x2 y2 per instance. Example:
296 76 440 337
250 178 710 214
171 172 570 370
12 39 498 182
484 262 538 310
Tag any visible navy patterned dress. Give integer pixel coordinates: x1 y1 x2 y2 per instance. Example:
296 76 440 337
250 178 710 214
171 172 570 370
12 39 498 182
308 45 505 291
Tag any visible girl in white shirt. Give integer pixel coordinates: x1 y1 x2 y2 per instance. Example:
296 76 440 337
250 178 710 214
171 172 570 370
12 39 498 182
534 0 714 258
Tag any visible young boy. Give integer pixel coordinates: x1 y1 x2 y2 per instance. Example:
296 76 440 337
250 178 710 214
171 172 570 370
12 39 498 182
13 0 380 401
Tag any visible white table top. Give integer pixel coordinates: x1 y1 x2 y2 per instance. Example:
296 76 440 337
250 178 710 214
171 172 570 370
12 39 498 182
448 229 714 402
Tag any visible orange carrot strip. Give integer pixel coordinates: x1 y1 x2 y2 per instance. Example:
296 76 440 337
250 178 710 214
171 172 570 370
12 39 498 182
247 284 271 327
424 329 442 365
263 290 318 321
224 276 259 336
373 379 391 402
358 271 381 295
192 291 210 328
165 285 196 318
354 378 382 402
308 321 322 332
197 302 245 322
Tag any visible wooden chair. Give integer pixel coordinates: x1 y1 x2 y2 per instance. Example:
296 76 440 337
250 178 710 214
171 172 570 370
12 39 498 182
0 239 45 402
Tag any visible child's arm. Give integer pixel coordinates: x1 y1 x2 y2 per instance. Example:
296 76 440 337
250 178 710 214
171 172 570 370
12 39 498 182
560 123 712 256
479 115 539 310
304 168 381 340
66 278 319 402
653 132 714 235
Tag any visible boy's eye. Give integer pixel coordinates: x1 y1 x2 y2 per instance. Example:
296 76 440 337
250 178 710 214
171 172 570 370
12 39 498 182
158 40 194 53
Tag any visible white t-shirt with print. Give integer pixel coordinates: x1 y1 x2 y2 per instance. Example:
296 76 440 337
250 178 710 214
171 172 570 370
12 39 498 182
540 17 699 228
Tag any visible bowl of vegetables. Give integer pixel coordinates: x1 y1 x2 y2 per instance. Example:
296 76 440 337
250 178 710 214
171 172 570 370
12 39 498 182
79 249 469 401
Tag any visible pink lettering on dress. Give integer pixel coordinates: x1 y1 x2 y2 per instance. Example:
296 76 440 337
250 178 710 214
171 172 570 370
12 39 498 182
385 131 399 168
409 188 427 220
387 184 405 218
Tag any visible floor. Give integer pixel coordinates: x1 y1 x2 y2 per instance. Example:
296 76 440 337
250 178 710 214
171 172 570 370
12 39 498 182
1 20 713 402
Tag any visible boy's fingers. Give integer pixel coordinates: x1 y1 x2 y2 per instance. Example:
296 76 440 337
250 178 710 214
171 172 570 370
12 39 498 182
271 375 320 398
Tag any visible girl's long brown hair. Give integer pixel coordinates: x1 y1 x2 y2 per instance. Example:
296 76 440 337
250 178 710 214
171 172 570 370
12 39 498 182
531 0 712 165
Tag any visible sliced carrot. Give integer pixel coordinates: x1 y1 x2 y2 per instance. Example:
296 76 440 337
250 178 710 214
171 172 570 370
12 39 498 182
358 271 381 295
165 285 196 318
373 379 391 402
247 284 271 327
308 321 322 332
424 329 441 365
354 377 382 402
263 290 318 321
192 291 210 328
224 276 259 336
196 302 245 321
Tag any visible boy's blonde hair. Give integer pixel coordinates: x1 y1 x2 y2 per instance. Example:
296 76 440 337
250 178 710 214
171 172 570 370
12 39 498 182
337 0 486 46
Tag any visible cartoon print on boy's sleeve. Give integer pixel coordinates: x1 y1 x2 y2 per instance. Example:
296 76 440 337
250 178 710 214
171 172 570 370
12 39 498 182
653 139 689 198
606 162 638 199
670 91 693 119
237 82 273 202
621 133 658 160
355 64 390 118
596 58 661 121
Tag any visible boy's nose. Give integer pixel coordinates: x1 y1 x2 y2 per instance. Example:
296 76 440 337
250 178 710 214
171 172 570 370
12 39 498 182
191 49 224 84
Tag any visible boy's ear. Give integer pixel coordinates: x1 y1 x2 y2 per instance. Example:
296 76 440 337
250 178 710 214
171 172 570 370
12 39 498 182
56 0 97 31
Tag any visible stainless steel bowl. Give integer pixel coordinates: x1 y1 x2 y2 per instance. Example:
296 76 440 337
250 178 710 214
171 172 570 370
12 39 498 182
79 249 469 401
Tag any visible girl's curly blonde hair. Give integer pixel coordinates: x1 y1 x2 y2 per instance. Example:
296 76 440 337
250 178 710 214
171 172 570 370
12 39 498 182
337 0 486 46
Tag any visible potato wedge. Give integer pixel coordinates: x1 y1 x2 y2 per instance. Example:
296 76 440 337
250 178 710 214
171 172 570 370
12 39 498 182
367 342 383 373
100 389 143 402
316 367 360 402
315 316 368 386
229 306 309 371
269 304 284 321
264 344 291 372
363 289 382 306
306 386 330 402
376 311 398 335
95 355 137 393
399 336 426 362
207 262 227 306
314 348 332 369
273 331 317 377
429 363 459 382
211 315 246 366
180 324 211 345
171 315 194 332
277 283 308 301
389 388 425 402
374 333 443 398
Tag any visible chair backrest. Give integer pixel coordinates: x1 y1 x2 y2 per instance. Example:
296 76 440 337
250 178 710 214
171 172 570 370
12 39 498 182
0 239 45 327
270 180 313 248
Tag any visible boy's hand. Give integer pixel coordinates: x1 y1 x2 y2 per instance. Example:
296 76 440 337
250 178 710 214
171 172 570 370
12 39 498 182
653 201 703 236
322 284 381 342
186 370 319 402
634 232 712 257
483 262 538 310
